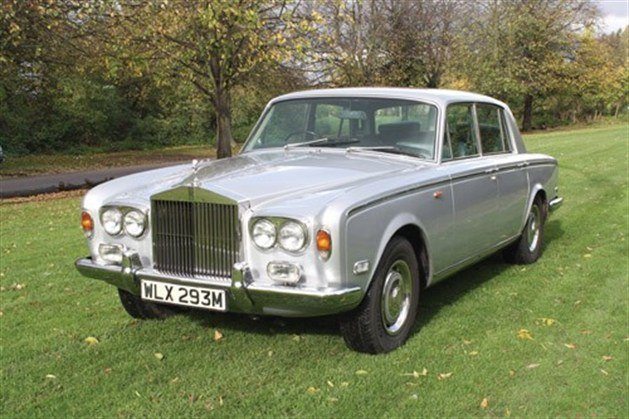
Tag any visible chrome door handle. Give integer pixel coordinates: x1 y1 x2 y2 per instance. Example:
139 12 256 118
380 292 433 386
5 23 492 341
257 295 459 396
484 168 498 174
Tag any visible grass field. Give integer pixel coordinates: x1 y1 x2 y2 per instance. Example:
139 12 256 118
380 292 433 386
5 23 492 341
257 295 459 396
1 124 627 417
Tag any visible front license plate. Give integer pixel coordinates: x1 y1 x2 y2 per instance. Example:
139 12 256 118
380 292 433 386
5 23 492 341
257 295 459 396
141 280 227 312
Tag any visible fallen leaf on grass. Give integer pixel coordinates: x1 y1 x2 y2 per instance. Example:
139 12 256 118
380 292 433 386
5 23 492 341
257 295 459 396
104 368 112 374
437 372 453 380
579 330 593 335
463 339 472 345
402 370 427 378
602 355 613 361
564 343 577 349
526 363 540 369
326 380 334 388
509 369 516 377
517 329 533 340
409 394 418 400
340 382 349 387
306 386 319 394
84 336 99 346
213 330 223 342
480 397 489 409
469 351 479 356
583 254 592 258
600 369 609 375
291 334 301 342
154 352 164 360
45 374 57 379
327 397 339 402
538 318 557 326
355 370 369 376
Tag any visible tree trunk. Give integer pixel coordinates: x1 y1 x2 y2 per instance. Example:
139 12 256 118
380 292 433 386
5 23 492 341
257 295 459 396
522 94 533 132
214 88 233 159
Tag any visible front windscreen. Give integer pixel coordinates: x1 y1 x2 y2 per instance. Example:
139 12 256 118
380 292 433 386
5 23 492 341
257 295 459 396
243 98 438 159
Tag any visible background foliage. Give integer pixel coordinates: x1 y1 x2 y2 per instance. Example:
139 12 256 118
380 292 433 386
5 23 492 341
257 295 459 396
1 0 627 156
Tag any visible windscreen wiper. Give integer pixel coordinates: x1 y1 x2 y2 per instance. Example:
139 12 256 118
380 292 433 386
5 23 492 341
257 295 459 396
284 137 360 150
346 146 426 159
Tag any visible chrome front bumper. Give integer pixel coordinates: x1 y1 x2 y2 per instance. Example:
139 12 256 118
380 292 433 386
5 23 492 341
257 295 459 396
75 256 362 317
549 196 563 212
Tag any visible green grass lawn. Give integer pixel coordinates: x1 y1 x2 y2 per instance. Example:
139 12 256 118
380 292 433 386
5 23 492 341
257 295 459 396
1 124 627 417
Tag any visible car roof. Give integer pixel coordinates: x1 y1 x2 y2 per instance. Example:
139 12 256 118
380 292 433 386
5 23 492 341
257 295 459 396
271 87 507 108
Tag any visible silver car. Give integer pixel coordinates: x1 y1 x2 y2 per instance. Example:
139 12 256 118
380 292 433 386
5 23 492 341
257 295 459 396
76 88 563 353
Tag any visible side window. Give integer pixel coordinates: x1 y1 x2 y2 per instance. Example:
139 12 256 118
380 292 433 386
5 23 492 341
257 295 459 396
446 104 478 159
315 104 350 138
476 104 506 154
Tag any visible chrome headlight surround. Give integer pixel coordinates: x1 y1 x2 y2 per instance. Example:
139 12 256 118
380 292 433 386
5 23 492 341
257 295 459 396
123 209 147 238
100 206 148 239
250 217 308 253
278 220 308 253
101 207 123 236
251 218 277 250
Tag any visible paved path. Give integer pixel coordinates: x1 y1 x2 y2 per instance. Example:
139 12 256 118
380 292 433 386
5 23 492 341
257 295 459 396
0 162 181 198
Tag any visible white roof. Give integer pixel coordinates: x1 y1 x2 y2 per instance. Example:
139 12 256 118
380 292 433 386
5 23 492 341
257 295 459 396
271 87 507 108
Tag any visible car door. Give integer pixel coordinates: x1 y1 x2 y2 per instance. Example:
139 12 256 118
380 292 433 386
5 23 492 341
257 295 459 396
441 103 502 266
476 104 529 241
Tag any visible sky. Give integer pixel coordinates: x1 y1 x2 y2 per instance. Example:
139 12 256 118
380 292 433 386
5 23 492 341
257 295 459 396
595 0 628 33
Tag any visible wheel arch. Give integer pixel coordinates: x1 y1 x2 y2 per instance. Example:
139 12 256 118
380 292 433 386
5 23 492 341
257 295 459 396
522 184 548 230
364 214 432 293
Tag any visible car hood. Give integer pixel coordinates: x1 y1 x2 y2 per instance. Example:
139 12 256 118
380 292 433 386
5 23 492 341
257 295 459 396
174 149 420 208
89 149 428 212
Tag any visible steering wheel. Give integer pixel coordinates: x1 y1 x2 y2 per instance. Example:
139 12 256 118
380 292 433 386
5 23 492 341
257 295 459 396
283 130 319 143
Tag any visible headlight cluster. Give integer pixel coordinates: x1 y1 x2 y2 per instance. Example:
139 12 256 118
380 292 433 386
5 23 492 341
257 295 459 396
101 207 147 238
251 218 308 252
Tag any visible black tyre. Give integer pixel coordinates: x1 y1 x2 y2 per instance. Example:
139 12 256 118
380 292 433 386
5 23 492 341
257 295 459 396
339 236 421 354
118 289 177 320
503 196 545 264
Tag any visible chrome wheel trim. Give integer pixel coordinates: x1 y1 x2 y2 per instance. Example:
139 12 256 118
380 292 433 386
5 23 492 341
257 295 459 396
526 205 541 252
381 259 412 335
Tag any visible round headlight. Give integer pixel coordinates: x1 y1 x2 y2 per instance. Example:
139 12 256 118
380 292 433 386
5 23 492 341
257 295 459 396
124 210 146 237
101 208 122 235
252 219 276 249
278 221 307 252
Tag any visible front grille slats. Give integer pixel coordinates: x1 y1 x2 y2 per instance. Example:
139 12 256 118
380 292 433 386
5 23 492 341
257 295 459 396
152 199 238 281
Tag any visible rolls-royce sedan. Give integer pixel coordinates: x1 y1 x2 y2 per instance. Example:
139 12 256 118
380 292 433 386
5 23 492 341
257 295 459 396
76 88 563 353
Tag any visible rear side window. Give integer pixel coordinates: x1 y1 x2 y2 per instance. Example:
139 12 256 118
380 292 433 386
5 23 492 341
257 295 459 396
476 104 508 154
445 103 478 159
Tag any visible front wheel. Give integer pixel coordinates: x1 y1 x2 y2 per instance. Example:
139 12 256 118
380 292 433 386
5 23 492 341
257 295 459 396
339 237 420 354
503 196 545 264
118 289 178 320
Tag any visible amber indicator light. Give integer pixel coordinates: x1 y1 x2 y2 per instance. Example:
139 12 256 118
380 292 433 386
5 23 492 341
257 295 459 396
316 230 331 252
81 211 94 232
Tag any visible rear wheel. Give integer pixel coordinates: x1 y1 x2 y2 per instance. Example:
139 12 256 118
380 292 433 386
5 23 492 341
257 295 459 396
339 237 420 354
118 289 177 319
504 196 545 264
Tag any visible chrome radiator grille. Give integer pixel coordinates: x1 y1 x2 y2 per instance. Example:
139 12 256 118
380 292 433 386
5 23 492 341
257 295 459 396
152 200 239 280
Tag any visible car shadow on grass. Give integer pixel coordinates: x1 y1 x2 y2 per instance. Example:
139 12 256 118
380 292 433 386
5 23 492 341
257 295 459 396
185 219 564 343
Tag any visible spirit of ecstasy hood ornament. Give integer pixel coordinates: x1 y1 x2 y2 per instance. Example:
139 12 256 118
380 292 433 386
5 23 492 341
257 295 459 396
191 159 200 187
